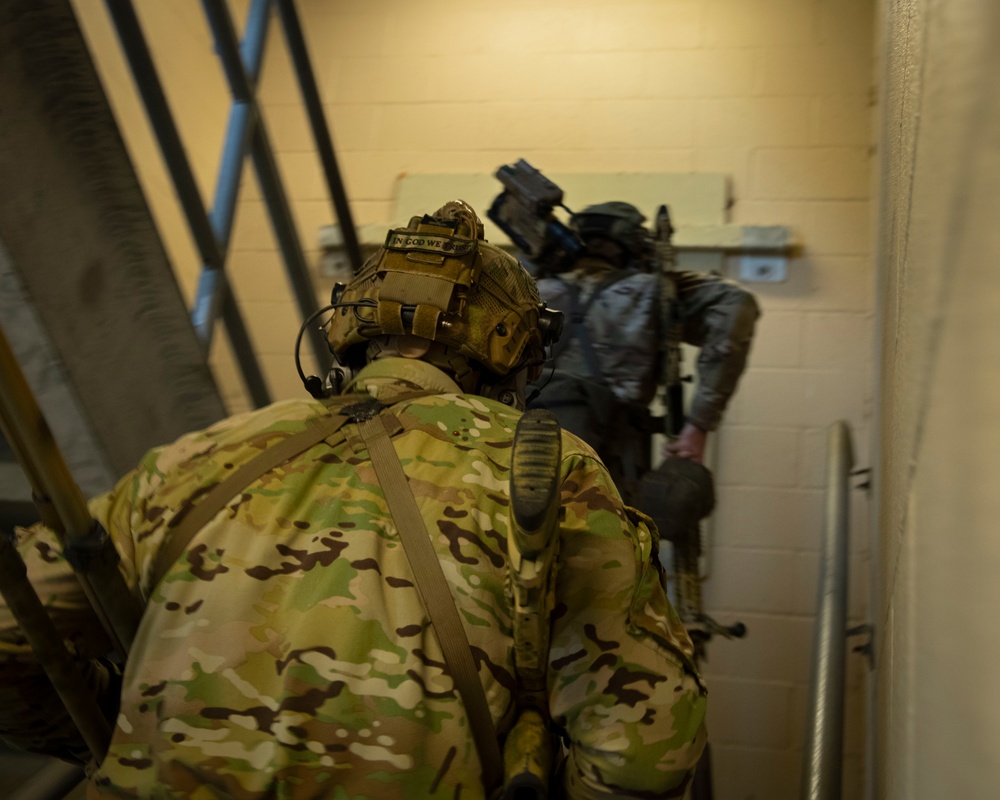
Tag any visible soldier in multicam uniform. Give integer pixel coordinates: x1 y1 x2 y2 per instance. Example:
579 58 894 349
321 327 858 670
0 201 707 799
530 201 760 502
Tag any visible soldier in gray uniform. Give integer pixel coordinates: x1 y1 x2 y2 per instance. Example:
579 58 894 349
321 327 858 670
529 201 760 504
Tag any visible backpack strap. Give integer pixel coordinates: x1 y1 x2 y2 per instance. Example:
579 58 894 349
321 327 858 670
150 392 431 589
148 391 502 790
150 412 352 589
551 270 636 381
357 408 503 794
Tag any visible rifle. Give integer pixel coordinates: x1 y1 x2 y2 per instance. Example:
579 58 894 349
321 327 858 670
488 160 584 273
503 409 562 798
636 456 746 662
653 204 687 438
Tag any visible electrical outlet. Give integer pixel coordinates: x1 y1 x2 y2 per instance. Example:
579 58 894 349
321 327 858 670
739 255 787 282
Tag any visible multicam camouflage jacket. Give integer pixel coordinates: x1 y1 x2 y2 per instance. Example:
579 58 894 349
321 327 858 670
0 357 706 799
535 256 760 432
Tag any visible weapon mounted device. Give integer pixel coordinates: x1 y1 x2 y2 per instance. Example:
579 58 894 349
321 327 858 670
488 160 584 273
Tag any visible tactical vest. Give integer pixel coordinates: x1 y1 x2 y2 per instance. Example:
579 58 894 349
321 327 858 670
530 267 663 501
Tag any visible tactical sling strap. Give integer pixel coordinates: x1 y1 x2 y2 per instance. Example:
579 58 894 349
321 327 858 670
151 392 428 587
551 269 636 381
357 406 504 794
148 392 502 793
150 411 353 588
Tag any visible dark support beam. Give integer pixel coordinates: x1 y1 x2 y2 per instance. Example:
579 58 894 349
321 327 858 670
222 285 272 409
201 0 328 372
0 0 227 473
276 0 363 274
102 0 224 269
104 0 270 407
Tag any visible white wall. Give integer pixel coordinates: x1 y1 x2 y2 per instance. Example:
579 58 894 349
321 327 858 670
74 1 879 798
876 0 1000 797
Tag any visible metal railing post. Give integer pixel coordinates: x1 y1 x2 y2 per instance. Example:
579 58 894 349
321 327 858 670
0 324 142 658
801 420 854 800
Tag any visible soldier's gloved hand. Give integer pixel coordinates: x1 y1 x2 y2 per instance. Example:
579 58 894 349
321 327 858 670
664 422 707 463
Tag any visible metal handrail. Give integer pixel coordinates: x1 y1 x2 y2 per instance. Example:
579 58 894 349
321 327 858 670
201 0 327 369
7 760 84 800
0 325 142 659
275 0 363 275
800 420 854 800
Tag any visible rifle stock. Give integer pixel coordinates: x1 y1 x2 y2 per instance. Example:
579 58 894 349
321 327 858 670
504 409 562 799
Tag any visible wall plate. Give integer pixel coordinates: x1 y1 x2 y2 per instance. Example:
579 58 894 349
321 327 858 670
739 255 787 282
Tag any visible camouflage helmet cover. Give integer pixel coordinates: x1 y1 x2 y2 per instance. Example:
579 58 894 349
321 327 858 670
326 201 545 380
570 201 649 259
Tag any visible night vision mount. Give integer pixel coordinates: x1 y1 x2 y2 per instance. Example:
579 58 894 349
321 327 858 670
487 159 585 274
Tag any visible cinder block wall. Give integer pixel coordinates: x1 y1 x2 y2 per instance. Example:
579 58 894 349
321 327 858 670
74 1 878 798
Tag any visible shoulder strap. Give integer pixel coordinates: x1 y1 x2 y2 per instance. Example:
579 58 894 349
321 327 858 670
150 411 353 588
551 270 636 382
357 411 503 794
581 267 635 314
150 391 434 589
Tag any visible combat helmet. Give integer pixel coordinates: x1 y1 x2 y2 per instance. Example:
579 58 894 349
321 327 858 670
570 201 651 263
325 201 560 404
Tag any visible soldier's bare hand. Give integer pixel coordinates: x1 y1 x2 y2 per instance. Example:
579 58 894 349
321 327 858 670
664 423 707 463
